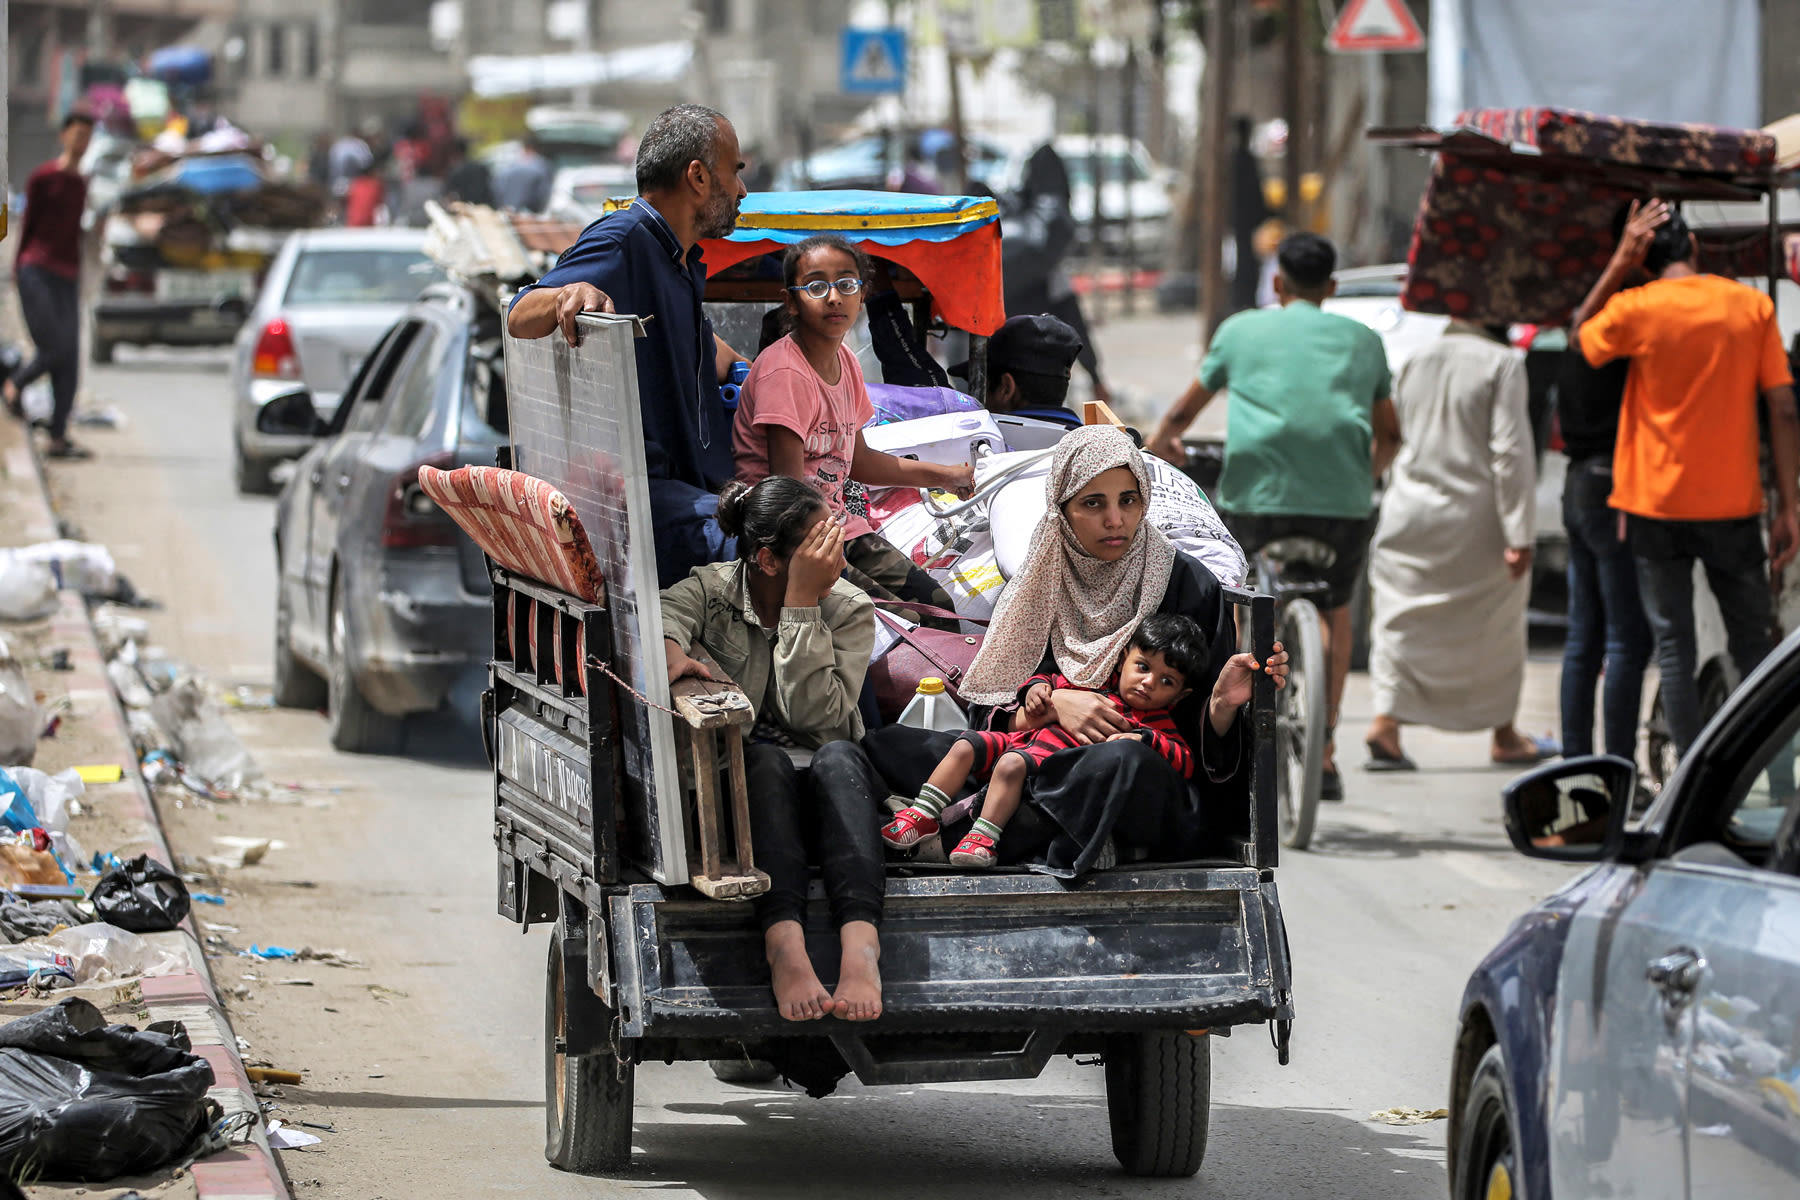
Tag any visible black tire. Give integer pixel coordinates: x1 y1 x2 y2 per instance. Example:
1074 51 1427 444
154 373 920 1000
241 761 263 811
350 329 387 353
1452 1045 1518 1200
271 571 326 710
1276 597 1328 850
708 1058 782 1085
1104 1031 1211 1177
235 442 277 496
90 339 115 365
326 572 404 754
546 929 634 1173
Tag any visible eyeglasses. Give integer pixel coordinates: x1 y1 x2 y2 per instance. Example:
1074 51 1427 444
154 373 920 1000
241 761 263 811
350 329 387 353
787 278 866 300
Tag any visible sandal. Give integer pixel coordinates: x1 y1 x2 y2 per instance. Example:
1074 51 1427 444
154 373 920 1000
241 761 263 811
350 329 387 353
45 441 93 460
1492 735 1561 767
881 807 940 850
948 829 998 868
1363 741 1418 772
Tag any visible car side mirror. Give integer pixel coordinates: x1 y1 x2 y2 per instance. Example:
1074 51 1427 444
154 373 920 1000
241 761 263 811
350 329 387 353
255 387 325 438
1502 754 1636 862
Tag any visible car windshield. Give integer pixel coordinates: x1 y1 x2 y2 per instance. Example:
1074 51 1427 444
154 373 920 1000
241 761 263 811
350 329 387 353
1064 152 1149 186
285 250 442 305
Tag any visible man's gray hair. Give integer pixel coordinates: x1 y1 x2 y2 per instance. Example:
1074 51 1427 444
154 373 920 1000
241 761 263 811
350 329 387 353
636 104 726 194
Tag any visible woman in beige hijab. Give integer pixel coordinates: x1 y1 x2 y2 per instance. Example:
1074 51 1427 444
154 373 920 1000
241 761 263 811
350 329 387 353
846 425 1286 875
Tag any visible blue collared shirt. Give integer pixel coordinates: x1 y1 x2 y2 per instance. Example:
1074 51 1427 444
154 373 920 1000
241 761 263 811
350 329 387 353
512 200 734 584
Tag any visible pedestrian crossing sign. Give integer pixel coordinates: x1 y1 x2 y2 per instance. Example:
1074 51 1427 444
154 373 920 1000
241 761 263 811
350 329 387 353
842 28 907 95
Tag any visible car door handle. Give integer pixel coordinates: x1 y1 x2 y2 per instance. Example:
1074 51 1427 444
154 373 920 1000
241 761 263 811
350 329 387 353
1646 947 1706 1001
309 469 323 485
335 474 351 490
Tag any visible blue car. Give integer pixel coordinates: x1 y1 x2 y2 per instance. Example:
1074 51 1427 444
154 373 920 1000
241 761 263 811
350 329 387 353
1451 631 1800 1199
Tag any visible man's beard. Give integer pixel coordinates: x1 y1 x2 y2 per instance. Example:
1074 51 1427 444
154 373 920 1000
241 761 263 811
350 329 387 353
696 185 740 239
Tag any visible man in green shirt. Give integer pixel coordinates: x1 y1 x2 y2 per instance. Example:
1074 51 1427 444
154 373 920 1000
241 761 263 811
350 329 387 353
1148 233 1400 798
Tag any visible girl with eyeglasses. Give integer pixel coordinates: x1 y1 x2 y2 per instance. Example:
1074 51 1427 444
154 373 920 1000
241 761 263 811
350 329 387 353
733 234 974 635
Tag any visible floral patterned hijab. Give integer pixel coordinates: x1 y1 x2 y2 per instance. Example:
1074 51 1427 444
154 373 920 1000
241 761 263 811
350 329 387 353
961 425 1178 706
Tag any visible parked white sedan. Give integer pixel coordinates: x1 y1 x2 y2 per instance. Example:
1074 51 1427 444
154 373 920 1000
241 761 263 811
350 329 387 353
228 228 442 494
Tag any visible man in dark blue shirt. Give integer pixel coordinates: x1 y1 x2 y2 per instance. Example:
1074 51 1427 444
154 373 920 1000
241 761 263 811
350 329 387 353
507 104 749 585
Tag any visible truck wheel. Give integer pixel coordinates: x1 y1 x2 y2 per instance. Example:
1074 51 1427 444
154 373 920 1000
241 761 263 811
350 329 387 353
326 573 404 754
1104 1031 1210 1177
1451 1046 1516 1200
545 929 634 1173
272 576 326 711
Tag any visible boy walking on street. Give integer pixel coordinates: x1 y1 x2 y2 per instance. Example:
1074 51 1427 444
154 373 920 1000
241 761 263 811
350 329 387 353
1148 232 1400 799
1578 204 1800 758
4 111 95 459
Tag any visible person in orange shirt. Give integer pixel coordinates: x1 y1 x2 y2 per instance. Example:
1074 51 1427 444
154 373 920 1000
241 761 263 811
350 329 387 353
1577 203 1800 757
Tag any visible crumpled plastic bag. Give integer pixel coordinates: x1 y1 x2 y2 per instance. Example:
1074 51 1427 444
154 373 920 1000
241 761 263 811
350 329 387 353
0 640 36 769
1370 1106 1450 1126
92 856 191 934
0 557 56 624
8 541 117 600
0 996 216 1181
0 766 86 874
147 676 263 794
15 922 186 985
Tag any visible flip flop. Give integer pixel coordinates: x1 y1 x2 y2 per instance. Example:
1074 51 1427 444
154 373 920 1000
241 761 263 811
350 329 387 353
1492 735 1561 767
1363 741 1418 772
1319 766 1344 801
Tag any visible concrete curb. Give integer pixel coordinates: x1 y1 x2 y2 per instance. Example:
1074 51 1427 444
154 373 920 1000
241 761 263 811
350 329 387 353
6 443 287 1200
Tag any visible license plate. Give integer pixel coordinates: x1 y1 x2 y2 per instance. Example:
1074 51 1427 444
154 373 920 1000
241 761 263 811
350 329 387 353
154 270 253 303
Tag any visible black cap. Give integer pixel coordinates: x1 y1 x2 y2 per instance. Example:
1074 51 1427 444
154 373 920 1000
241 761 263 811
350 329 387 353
989 314 1083 377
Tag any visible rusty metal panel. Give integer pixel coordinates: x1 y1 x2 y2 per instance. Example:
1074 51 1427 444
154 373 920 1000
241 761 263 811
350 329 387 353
502 315 688 885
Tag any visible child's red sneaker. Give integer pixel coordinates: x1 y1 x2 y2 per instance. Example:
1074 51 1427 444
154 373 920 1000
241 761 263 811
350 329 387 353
949 829 998 868
881 807 940 850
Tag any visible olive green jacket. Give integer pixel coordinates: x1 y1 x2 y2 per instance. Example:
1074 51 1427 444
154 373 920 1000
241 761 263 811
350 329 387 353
659 560 874 749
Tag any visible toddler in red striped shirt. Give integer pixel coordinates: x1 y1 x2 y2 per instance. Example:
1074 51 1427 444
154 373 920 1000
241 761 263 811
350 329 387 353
883 613 1206 867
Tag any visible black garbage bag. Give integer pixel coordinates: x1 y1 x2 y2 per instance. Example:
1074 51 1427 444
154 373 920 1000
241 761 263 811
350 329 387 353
91 856 190 934
0 997 216 1181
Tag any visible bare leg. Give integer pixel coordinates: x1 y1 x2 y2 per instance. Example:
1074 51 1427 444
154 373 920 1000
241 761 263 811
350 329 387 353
1322 604 1351 773
831 920 883 1021
765 920 832 1022
1365 713 1403 760
925 739 978 798
980 753 1030 831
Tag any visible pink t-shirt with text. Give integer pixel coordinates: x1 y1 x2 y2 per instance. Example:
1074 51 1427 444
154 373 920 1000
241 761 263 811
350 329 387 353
733 334 875 539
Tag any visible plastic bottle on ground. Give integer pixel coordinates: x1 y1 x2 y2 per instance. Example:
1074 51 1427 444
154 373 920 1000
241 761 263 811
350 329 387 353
896 677 968 732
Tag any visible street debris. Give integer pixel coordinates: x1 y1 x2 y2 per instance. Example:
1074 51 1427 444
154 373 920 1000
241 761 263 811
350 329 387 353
0 638 38 767
1 764 87 876
0 557 57 623
265 1119 323 1150
244 1067 304 1085
92 854 192 934
204 836 278 871
149 677 265 795
16 922 187 985
1369 1107 1450 1125
0 997 215 1182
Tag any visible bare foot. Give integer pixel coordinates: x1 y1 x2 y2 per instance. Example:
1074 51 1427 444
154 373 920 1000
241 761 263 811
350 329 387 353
831 921 883 1021
765 922 831 1022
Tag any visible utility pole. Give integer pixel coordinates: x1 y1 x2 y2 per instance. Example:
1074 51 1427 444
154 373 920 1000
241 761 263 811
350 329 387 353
1200 0 1238 341
1280 0 1305 225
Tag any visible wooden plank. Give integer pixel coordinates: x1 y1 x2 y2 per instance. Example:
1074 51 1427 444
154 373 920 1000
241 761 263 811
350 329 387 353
669 648 754 729
688 868 771 901
690 730 723 881
1084 400 1126 427
725 727 756 873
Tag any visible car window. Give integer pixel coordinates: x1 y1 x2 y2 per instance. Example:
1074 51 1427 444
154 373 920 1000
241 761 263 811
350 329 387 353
376 324 447 440
1714 709 1800 865
285 250 442 305
465 336 509 437
331 321 421 435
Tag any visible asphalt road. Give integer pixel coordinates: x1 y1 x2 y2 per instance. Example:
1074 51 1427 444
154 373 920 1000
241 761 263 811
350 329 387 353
52 346 1583 1199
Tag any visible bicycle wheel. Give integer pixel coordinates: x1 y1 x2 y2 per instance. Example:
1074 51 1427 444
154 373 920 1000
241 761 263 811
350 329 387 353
1276 597 1328 849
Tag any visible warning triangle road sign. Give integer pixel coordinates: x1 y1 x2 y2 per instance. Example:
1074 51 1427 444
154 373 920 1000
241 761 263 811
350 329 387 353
1327 0 1425 53
851 37 900 85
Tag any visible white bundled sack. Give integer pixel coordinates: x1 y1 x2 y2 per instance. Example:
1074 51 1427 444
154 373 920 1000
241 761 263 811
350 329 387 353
0 554 58 622
13 540 118 598
984 450 1247 588
0 637 38 767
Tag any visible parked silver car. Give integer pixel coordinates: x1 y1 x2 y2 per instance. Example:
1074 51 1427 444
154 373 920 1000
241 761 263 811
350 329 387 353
230 227 443 494
1452 626 1800 1199
257 284 505 753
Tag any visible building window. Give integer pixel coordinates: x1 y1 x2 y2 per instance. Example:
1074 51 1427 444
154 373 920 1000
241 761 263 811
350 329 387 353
267 24 286 76
302 21 320 78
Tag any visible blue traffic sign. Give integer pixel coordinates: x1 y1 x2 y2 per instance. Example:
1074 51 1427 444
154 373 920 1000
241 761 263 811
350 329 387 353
841 28 907 95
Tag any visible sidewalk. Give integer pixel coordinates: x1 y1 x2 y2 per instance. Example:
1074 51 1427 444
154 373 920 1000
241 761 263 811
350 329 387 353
0 417 285 1200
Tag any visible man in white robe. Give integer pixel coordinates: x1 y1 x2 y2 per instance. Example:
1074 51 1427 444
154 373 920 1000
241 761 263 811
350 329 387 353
1363 322 1552 768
